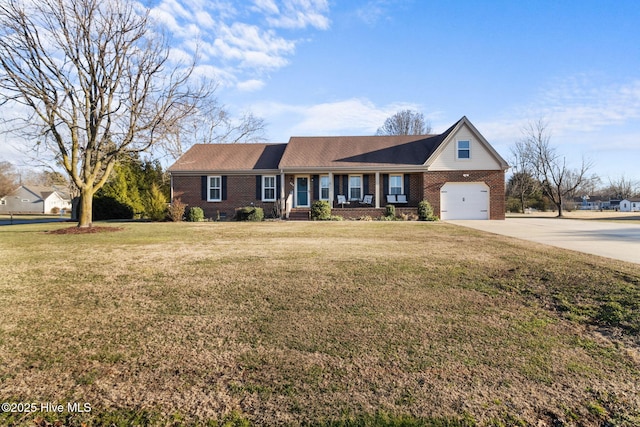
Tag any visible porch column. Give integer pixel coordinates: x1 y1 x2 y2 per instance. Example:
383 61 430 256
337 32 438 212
328 172 334 207
280 172 286 216
375 171 380 208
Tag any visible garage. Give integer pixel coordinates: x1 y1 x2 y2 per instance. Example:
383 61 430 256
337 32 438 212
440 182 489 220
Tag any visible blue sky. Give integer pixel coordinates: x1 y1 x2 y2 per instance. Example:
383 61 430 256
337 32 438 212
146 0 640 184
3 0 640 185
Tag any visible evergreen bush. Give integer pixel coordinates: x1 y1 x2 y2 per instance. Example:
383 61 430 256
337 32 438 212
311 200 332 220
235 206 264 221
418 200 438 221
187 206 205 222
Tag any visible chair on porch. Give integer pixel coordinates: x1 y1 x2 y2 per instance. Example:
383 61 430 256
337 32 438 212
396 194 408 204
360 194 373 205
386 194 396 204
337 195 350 208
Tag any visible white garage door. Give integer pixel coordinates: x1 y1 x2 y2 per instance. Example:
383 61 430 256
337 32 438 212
440 182 489 220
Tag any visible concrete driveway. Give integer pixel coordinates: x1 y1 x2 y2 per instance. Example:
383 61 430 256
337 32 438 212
447 217 640 265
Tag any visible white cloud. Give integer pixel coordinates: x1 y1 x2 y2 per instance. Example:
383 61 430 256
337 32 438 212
148 1 330 90
237 79 266 92
252 0 279 15
264 0 330 30
477 76 640 145
254 98 423 137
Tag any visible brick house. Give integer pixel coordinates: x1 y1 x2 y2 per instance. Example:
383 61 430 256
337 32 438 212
168 116 509 220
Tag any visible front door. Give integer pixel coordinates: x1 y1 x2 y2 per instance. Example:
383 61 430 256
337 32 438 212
296 176 309 207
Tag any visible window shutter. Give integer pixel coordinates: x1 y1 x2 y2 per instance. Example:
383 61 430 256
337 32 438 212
222 176 227 200
334 176 340 200
342 175 348 196
256 175 262 200
201 176 208 200
312 175 319 200
276 176 282 200
382 174 389 195
363 174 369 195
404 174 410 198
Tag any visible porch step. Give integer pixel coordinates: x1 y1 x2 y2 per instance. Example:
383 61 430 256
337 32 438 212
288 208 310 221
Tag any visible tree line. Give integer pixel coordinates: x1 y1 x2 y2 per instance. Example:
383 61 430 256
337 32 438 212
507 120 638 215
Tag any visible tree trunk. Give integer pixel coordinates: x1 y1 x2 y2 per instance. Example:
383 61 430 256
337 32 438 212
556 197 563 217
78 187 94 228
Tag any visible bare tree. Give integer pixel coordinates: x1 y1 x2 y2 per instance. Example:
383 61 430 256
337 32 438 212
605 175 639 200
161 97 266 160
376 110 432 136
521 119 593 217
0 0 210 227
509 139 540 213
0 161 18 197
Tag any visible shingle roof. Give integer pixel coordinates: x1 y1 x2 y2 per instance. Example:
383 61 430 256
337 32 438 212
167 116 509 174
167 143 287 173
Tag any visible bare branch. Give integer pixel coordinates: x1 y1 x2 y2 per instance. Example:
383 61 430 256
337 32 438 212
0 0 212 226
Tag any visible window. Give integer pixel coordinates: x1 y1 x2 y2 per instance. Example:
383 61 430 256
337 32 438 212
349 175 362 201
457 140 471 159
262 175 276 201
208 176 222 201
0 199 5 205
320 175 330 200
389 175 403 195
21 199 29 202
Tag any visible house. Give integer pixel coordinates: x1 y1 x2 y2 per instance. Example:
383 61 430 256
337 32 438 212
168 116 509 220
0 185 72 214
619 198 640 212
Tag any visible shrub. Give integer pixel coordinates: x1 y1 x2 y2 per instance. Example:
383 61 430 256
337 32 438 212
167 199 187 222
92 195 134 220
187 206 205 222
144 183 168 221
330 215 343 221
235 206 264 222
418 200 438 221
384 204 396 219
50 207 60 214
311 200 332 220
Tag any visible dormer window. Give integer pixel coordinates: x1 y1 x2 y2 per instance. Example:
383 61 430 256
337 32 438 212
457 140 471 159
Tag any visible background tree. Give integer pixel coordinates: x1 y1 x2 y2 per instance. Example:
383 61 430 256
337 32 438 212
96 153 168 219
376 110 432 135
520 119 593 217
0 161 18 197
161 98 267 160
0 0 210 227
604 175 639 200
508 139 541 213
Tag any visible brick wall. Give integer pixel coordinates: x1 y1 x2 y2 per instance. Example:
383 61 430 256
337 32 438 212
172 175 278 220
422 170 505 220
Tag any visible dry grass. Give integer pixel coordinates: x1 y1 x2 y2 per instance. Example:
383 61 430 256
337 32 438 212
0 221 639 426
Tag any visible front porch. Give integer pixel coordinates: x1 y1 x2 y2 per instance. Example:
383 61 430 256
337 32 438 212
286 206 419 220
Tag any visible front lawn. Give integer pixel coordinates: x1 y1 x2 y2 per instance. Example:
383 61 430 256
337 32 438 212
0 221 638 426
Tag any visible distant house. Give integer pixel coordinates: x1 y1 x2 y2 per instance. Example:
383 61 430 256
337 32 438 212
0 185 72 214
619 198 640 212
169 116 509 220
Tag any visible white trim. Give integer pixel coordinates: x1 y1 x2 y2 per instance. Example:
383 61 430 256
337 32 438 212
348 174 363 201
456 139 471 160
262 175 276 202
389 174 403 195
319 175 330 201
295 175 310 207
208 175 222 202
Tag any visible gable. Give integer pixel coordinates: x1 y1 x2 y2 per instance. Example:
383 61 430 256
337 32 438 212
426 119 508 171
